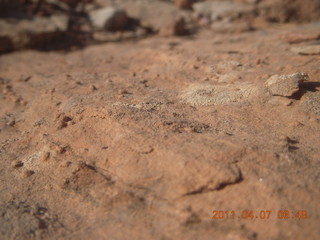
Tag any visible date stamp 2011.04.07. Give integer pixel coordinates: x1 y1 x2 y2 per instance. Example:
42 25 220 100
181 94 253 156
212 210 309 220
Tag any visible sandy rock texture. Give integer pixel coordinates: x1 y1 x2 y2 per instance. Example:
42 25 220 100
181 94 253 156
265 73 309 97
1 0 320 240
291 45 320 55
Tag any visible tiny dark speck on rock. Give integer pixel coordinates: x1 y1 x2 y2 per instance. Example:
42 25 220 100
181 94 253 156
25 170 35 177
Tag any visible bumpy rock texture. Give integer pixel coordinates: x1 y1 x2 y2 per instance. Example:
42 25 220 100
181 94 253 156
291 45 320 55
265 73 309 97
1 1 320 240
180 82 260 106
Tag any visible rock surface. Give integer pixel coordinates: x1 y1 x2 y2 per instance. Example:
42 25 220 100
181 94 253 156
1 1 320 240
115 0 193 32
265 72 309 97
89 7 128 31
175 0 197 10
159 17 190 37
193 1 255 21
0 15 68 53
290 45 320 55
302 91 320 117
279 31 320 44
180 82 260 106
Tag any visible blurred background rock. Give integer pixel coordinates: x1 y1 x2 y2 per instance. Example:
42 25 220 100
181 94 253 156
0 0 320 54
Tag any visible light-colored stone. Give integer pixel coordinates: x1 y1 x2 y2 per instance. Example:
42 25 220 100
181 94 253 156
216 61 243 73
116 1 193 33
279 31 320 44
267 96 293 106
211 21 254 34
193 1 255 22
290 45 320 55
89 7 128 31
218 73 242 83
180 82 260 106
265 72 309 97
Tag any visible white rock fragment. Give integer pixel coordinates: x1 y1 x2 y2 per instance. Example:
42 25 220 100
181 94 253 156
89 7 128 31
265 73 309 97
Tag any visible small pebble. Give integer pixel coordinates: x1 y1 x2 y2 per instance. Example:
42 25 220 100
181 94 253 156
60 161 72 167
19 75 32 82
90 85 97 91
55 145 66 154
40 152 50 161
7 119 15 126
279 135 290 144
24 170 35 177
118 89 128 95
11 160 24 168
